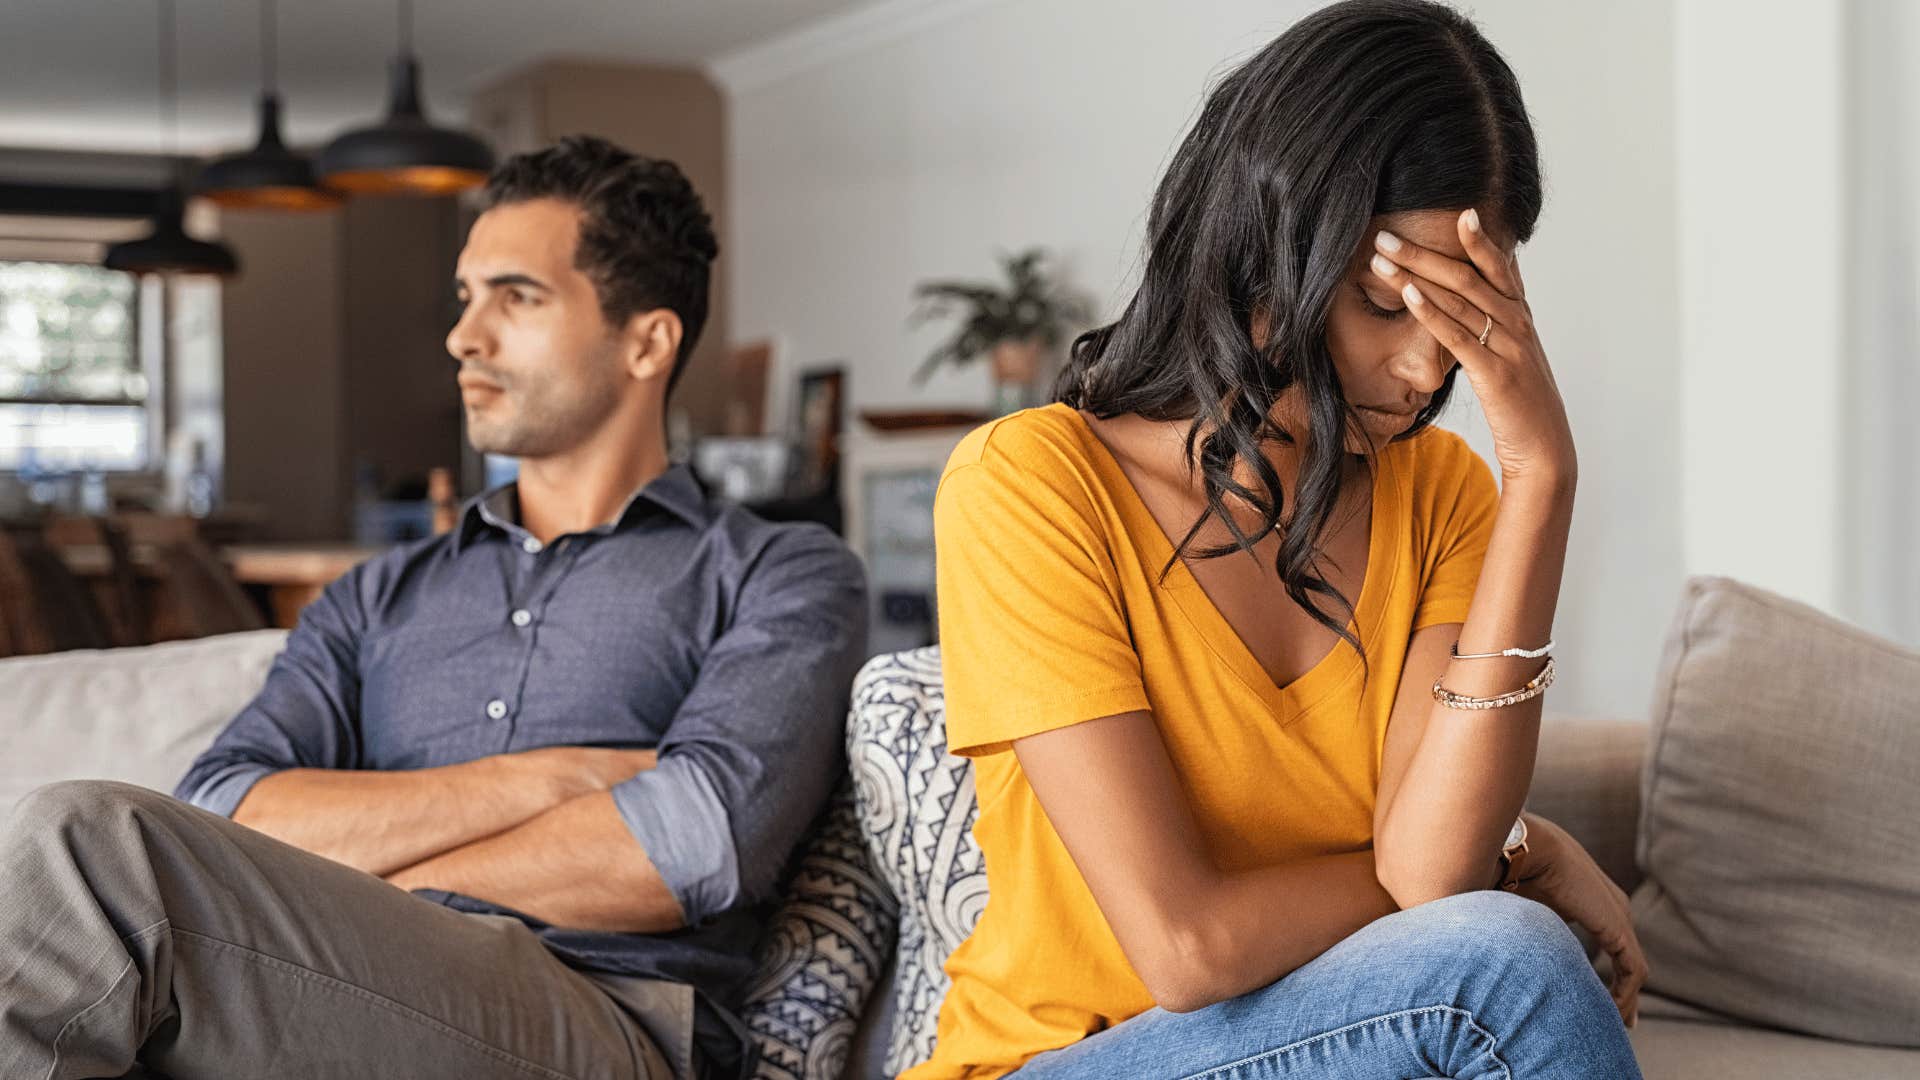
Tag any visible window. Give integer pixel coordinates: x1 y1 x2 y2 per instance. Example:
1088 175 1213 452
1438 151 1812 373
0 259 149 471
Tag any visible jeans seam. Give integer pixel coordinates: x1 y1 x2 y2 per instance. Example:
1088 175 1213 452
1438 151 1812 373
1176 1004 1511 1080
169 928 581 1080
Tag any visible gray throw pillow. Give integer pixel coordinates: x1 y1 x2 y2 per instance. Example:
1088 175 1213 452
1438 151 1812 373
0 630 287 812
1631 576 1920 1045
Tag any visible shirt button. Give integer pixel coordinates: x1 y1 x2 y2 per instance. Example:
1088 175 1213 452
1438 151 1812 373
510 609 532 628
485 699 508 720
522 537 544 554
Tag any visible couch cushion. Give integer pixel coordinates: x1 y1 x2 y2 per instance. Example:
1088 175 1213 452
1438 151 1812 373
739 773 899 1080
1525 715 1647 895
1631 576 1920 1045
845 647 985 1076
1630 993 1920 1079
0 630 287 812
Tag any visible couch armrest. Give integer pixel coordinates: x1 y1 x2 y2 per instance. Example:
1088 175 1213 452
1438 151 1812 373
1526 715 1648 895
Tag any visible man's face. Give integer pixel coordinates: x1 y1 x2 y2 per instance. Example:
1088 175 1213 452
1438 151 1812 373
446 198 628 459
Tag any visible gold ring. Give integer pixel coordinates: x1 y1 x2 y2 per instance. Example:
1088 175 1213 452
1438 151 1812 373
1478 312 1494 346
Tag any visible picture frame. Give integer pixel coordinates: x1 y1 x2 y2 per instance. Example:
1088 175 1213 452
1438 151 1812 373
790 366 845 497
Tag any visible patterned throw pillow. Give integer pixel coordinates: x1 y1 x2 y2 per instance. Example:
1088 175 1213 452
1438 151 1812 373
740 772 901 1080
844 647 988 1075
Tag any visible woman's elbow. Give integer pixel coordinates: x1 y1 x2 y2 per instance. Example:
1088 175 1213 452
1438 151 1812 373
1374 851 1486 909
1131 920 1232 1014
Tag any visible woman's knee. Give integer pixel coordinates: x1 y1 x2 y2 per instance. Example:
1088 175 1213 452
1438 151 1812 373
1395 890 1593 984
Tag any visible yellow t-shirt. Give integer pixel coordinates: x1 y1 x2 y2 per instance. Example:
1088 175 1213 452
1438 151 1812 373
906 403 1498 1079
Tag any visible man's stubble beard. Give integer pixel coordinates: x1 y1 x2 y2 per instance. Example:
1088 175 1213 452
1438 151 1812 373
463 341 628 460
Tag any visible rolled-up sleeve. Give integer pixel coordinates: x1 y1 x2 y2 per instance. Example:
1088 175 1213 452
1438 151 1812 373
611 524 868 924
172 569 368 816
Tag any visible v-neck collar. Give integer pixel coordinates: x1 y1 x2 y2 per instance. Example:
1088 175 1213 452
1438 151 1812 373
1059 403 1402 720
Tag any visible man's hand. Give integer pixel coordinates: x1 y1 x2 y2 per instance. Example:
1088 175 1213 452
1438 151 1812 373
384 789 687 933
1507 812 1647 1028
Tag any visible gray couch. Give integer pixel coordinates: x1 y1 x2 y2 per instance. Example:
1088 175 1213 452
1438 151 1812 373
4 576 1916 1078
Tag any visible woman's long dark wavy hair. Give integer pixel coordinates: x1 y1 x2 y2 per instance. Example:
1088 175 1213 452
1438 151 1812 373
1056 0 1544 659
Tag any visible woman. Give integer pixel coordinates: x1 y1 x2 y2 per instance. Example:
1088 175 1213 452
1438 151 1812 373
914 2 1647 1078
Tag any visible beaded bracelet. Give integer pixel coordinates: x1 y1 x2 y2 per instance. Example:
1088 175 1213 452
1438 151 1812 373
1451 640 1555 661
1432 656 1556 711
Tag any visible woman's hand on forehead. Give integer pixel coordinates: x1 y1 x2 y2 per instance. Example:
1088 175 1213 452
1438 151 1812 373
1367 208 1574 487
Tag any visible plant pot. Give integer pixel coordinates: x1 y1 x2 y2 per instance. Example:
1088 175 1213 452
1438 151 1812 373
990 338 1046 415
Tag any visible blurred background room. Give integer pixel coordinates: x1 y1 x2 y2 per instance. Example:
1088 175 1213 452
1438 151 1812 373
1 0 1914 713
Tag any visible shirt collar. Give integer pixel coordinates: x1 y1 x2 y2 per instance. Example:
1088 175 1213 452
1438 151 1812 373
450 462 711 554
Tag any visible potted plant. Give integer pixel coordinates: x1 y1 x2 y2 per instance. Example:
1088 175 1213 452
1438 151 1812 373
911 248 1089 415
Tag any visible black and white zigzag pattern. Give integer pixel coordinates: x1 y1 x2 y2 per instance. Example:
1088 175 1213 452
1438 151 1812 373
846 647 987 1076
739 646 986 1079
741 773 902 1080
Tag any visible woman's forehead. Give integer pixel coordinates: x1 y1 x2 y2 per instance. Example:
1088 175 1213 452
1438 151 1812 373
1369 209 1473 260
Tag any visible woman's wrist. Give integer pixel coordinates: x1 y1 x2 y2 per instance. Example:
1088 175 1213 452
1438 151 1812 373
1499 466 1576 509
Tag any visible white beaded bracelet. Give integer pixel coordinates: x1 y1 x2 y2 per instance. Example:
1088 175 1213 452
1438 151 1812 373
1451 640 1555 661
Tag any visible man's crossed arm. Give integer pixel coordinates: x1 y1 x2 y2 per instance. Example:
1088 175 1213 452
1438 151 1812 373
177 525 869 937
230 747 677 930
231 747 654 877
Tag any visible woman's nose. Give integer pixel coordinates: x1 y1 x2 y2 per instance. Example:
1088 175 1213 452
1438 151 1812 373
1394 337 1456 395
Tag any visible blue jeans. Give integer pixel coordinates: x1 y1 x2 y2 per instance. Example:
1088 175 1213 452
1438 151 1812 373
1011 890 1642 1079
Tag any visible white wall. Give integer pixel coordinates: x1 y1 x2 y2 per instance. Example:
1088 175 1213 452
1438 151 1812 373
1676 0 1847 616
718 0 1688 719
1842 0 1920 646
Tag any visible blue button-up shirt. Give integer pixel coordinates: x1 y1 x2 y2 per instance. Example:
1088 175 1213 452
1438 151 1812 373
175 464 868 1076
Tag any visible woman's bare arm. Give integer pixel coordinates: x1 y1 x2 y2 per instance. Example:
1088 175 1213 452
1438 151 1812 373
1372 480 1571 906
1014 711 1398 1013
1367 211 1578 906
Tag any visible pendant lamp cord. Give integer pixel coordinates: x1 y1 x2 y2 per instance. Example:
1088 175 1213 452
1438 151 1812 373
398 0 413 54
158 0 176 157
261 0 277 95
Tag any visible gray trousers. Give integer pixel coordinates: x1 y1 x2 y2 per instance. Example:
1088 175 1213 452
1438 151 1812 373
0 781 696 1080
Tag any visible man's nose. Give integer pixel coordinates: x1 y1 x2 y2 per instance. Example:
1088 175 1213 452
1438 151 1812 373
446 306 489 363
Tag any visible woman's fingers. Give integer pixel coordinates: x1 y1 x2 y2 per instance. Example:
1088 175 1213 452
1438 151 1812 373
1397 278 1503 376
1584 889 1646 1027
1367 251 1496 363
1374 227 1523 327
1392 270 1510 355
1455 208 1525 301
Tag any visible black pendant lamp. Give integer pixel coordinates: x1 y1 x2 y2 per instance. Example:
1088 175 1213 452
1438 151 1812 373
316 0 493 196
104 0 240 277
105 185 240 276
197 0 339 211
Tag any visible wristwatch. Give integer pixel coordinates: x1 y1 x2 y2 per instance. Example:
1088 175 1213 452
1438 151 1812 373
1495 817 1529 891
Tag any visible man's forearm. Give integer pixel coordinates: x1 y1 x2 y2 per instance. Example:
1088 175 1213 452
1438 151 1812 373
1378 477 1573 903
385 790 686 933
233 753 579 877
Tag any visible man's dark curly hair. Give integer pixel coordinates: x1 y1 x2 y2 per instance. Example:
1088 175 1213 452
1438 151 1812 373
479 135 720 393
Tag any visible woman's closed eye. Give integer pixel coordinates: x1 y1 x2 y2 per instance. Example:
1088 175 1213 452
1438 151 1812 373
1355 283 1407 321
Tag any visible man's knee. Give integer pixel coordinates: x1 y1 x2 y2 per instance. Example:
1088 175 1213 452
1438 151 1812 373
8 780 175 847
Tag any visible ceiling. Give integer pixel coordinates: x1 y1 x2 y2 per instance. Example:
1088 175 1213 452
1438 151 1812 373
0 0 879 155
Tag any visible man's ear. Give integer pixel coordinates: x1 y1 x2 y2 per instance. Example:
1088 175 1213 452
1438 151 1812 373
623 308 683 385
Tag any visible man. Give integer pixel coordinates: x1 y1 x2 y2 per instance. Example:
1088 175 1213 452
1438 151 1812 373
0 136 868 1080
